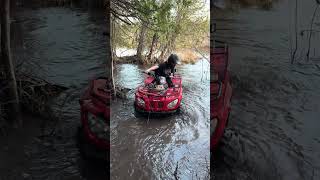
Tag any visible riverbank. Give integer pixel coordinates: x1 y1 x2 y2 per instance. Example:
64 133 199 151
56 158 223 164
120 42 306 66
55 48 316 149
115 47 209 65
176 47 209 64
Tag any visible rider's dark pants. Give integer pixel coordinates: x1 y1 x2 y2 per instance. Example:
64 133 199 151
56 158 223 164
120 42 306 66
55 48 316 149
153 75 174 88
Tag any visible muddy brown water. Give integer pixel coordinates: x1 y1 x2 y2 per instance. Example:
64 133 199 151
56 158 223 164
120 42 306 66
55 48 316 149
1 4 107 180
110 60 210 179
212 0 320 179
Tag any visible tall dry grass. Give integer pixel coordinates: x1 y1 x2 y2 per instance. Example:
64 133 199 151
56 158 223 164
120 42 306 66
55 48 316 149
175 49 201 64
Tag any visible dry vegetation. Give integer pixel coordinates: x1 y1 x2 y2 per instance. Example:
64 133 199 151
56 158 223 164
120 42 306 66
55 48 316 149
176 49 201 64
0 66 67 133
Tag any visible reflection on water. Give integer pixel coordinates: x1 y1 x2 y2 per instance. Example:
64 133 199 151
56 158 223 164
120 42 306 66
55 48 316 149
216 0 279 10
6 5 107 180
212 0 320 179
110 59 210 179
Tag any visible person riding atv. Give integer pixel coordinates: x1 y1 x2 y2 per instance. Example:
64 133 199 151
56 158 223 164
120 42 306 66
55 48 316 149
144 54 180 89
135 54 183 114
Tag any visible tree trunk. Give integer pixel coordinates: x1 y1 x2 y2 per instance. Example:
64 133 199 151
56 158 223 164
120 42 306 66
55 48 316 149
111 16 117 59
160 32 177 61
147 33 158 63
106 0 115 97
136 21 148 62
163 3 183 59
159 44 168 61
159 26 178 61
167 33 177 57
1 0 21 126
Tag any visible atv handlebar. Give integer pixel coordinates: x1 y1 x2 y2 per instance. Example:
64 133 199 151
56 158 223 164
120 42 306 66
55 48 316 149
142 71 153 76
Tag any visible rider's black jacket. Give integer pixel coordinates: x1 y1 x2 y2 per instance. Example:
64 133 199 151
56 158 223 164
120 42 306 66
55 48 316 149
154 62 174 87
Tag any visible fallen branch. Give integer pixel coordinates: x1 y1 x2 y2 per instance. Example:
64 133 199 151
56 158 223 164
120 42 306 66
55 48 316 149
291 0 298 64
1 73 67 118
306 4 320 61
174 161 179 180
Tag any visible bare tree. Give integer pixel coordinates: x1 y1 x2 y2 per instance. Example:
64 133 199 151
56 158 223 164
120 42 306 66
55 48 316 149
1 0 21 126
147 32 159 63
137 21 148 61
106 0 116 96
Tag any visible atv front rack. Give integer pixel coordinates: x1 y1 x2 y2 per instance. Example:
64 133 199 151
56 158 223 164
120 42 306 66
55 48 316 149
211 40 229 82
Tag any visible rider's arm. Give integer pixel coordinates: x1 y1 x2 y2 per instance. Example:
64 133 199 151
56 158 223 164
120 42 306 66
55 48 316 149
146 65 159 73
170 66 175 76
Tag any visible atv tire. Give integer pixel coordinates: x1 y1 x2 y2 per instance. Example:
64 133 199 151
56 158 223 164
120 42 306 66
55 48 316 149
216 128 245 167
176 106 181 114
77 126 89 161
134 103 144 118
134 110 143 118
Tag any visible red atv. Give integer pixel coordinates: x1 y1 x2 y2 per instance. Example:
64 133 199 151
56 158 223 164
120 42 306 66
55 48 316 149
77 77 109 161
134 71 183 115
211 41 233 152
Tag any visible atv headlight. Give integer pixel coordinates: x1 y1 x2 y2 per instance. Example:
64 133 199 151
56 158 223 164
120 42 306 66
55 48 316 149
167 99 178 109
136 97 145 107
87 113 109 141
211 118 218 136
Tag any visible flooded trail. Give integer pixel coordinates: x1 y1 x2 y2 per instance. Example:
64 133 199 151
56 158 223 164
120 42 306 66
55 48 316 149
110 60 210 179
213 0 320 179
1 5 107 180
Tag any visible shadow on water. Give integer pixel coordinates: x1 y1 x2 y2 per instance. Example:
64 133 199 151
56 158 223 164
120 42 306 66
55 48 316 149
0 3 108 180
110 59 210 179
212 0 320 180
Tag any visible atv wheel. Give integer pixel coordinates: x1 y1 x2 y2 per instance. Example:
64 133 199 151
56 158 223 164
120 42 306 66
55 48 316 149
176 106 181 114
77 126 89 161
216 128 245 167
134 104 143 118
